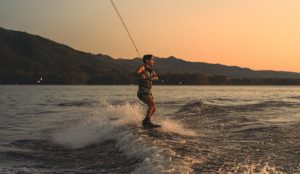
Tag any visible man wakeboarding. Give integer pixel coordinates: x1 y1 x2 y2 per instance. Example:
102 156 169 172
136 54 161 129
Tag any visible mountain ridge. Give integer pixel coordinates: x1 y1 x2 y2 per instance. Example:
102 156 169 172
1 27 300 84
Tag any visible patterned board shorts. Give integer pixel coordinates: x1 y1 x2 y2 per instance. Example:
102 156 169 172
137 88 153 104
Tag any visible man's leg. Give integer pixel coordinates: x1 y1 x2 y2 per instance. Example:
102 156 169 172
142 95 155 128
145 95 155 117
142 95 160 128
150 102 156 117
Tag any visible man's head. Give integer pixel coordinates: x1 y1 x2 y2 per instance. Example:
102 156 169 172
143 54 155 66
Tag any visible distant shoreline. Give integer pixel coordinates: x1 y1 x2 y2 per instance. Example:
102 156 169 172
1 84 300 86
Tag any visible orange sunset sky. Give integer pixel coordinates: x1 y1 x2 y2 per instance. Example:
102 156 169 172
0 0 299 72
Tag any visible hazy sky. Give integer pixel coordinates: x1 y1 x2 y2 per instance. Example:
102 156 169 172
1 0 300 72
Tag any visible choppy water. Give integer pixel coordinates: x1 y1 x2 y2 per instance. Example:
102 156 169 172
0 85 300 174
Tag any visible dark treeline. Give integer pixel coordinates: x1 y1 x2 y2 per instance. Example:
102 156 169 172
154 73 300 85
1 71 300 85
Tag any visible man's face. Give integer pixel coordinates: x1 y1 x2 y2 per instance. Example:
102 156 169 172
147 58 155 66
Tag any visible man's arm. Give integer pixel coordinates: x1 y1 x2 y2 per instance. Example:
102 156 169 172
135 65 147 79
150 71 158 81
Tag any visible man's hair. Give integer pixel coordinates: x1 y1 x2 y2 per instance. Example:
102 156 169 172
143 54 153 64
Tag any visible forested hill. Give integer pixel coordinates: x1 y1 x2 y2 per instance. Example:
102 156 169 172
1 27 300 85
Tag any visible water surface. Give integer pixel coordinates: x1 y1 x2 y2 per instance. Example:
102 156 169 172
1 85 300 173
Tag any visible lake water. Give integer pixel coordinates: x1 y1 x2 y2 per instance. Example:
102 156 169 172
0 85 300 173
